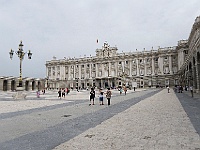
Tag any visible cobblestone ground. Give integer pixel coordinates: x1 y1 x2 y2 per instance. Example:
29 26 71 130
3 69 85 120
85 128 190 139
0 88 200 150
54 89 200 150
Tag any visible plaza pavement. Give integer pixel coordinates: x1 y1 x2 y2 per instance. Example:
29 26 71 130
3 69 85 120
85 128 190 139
52 89 200 150
0 88 200 149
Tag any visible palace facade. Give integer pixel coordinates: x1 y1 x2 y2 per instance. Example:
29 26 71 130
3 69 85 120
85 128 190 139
43 15 198 93
46 41 181 90
178 16 200 93
1 18 198 92
46 17 200 92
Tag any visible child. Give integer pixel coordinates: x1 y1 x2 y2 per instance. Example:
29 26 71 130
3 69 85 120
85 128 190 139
120 88 122 95
99 89 104 105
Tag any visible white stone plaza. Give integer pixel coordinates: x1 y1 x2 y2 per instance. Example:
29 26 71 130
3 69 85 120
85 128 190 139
0 88 200 150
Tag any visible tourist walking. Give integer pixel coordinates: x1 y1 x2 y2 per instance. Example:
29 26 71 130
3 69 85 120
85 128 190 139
62 88 66 98
99 89 104 105
119 88 122 95
179 85 183 93
58 88 61 99
133 87 136 91
190 85 193 97
106 88 112 105
89 88 95 106
66 88 69 94
167 86 170 93
124 86 127 95
36 90 40 98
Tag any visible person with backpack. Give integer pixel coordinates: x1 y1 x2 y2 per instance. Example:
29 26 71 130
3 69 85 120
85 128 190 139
89 88 95 105
106 88 112 105
58 88 62 99
99 88 104 105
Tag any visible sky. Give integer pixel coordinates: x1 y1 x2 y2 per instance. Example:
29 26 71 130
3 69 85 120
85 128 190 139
0 0 200 78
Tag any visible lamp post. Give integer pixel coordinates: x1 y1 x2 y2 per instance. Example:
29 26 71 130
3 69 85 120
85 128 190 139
9 41 32 88
46 77 49 90
75 77 79 91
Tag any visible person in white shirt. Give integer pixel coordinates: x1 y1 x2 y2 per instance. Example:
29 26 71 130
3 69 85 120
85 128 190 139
190 86 193 97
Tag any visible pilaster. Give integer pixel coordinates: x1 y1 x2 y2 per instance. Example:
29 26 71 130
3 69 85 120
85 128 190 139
89 63 92 78
79 64 81 79
136 59 139 76
68 65 71 80
169 55 173 75
152 56 155 75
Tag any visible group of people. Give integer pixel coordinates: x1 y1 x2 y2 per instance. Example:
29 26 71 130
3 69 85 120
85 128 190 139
173 85 194 97
119 86 127 95
89 87 112 106
58 88 70 99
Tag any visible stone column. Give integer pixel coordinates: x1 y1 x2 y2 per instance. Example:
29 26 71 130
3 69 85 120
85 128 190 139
96 63 98 78
129 60 132 77
79 64 81 79
192 65 197 89
169 55 173 75
115 61 118 77
144 58 147 76
49 68 52 80
84 64 87 79
7 80 11 91
60 65 65 80
68 65 71 80
159 56 164 75
108 61 111 76
136 59 139 76
152 57 155 75
197 62 200 93
89 63 91 78
54 66 57 80
101 63 104 77
46 67 48 79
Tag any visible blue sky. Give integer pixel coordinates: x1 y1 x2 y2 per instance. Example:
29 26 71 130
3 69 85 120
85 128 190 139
0 0 200 78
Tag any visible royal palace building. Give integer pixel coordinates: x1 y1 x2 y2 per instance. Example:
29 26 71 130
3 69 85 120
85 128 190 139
45 16 200 92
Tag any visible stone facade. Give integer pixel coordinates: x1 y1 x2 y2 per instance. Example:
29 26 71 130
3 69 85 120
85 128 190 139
45 42 181 90
0 76 45 91
178 16 200 93
45 15 199 92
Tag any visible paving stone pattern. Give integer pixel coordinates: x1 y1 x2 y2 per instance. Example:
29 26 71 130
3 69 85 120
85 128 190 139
54 89 200 150
0 89 200 150
0 89 156 150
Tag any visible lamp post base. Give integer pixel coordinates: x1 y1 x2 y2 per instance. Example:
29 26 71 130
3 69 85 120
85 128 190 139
12 87 26 100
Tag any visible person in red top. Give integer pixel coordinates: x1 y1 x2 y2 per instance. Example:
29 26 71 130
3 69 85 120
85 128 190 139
106 88 112 105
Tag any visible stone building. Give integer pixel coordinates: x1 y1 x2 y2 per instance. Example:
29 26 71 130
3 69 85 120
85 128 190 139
45 42 181 90
45 16 199 92
0 76 45 91
178 16 200 93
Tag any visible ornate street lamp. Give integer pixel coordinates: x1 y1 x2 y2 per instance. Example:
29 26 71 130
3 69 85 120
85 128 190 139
75 77 79 91
9 41 32 88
